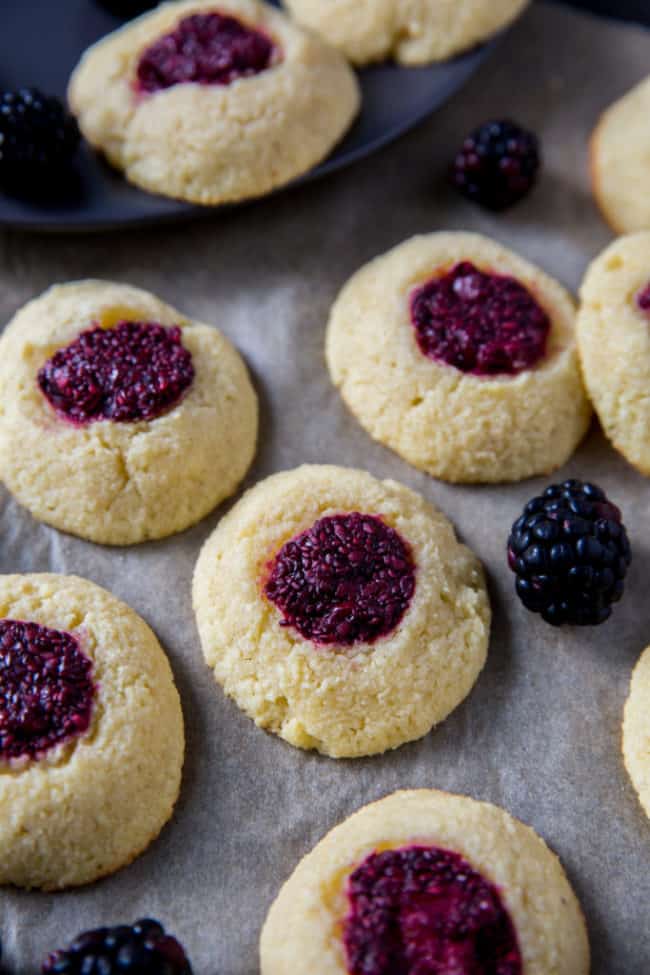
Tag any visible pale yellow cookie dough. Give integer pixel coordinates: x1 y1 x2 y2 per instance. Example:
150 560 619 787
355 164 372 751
326 231 591 484
0 279 257 545
591 75 650 234
193 465 490 759
260 789 590 975
0 573 184 891
623 645 650 821
68 0 360 205
577 232 650 475
282 0 529 66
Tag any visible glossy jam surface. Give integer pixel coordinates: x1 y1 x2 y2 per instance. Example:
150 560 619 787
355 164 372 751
264 513 415 647
343 846 522 975
136 12 277 93
410 262 550 376
636 282 650 313
38 320 194 425
0 620 95 762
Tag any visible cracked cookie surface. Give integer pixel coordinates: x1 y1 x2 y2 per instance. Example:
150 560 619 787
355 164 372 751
68 0 360 205
0 573 184 890
577 233 650 476
192 465 490 758
0 280 258 544
260 790 590 975
281 0 529 66
326 232 591 483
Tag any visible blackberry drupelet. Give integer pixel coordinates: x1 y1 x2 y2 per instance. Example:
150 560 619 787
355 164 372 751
42 919 193 975
508 480 631 626
450 119 540 211
0 89 80 190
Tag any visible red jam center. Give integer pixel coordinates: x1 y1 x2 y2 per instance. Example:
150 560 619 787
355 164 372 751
136 12 278 93
410 262 550 376
636 282 650 313
344 846 522 975
37 320 195 425
264 513 415 647
0 620 95 762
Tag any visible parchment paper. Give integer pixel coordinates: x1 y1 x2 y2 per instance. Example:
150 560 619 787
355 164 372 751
1 4 649 972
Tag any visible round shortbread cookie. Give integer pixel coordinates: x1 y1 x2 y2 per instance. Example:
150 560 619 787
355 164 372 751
591 75 650 234
260 789 590 975
577 232 650 475
193 465 490 758
68 0 360 205
0 279 257 545
326 232 591 483
281 0 529 66
0 573 184 890
623 645 650 821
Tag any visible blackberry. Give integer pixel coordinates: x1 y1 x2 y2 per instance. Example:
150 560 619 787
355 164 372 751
450 119 540 211
42 919 193 975
0 89 80 190
508 480 631 626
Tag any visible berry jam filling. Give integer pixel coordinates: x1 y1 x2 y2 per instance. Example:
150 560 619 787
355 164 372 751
38 320 195 425
264 513 415 647
0 620 95 763
136 12 278 93
344 846 522 975
636 282 650 313
410 262 550 376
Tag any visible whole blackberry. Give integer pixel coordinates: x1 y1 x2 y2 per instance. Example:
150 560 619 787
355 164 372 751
450 119 540 211
0 89 79 190
508 480 631 626
42 919 193 975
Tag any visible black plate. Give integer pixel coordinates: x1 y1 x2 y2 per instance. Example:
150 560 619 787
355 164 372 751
561 0 650 24
0 0 496 232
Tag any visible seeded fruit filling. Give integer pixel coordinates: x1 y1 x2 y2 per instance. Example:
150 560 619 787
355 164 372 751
38 320 195 425
410 262 550 376
136 12 278 93
264 513 415 647
343 846 522 975
637 282 650 313
0 620 95 762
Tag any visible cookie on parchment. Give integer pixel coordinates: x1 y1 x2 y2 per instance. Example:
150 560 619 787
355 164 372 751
260 789 590 975
68 0 360 205
193 465 490 758
282 0 529 66
577 232 650 475
326 231 591 483
0 279 257 545
0 573 184 890
591 75 650 234
623 645 650 821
